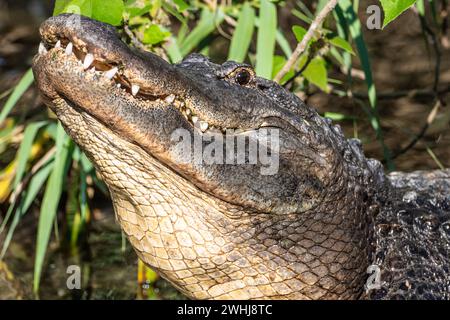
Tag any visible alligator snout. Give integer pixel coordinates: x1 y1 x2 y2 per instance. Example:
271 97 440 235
39 13 186 97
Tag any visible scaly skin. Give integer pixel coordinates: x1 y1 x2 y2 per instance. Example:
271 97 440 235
32 14 450 299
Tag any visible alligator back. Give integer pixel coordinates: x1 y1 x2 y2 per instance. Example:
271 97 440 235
369 169 450 299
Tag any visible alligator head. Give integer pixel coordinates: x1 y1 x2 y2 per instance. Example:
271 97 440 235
32 14 387 299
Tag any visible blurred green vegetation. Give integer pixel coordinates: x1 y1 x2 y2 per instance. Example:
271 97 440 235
0 0 445 298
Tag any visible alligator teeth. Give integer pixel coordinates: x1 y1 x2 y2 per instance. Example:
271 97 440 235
38 42 47 54
131 84 140 96
55 40 61 48
88 67 96 73
65 42 73 55
191 116 198 124
104 67 118 80
208 126 221 134
165 94 175 103
186 108 191 116
83 53 94 69
199 121 209 132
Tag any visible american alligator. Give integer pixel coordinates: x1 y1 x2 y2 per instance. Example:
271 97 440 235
32 14 450 300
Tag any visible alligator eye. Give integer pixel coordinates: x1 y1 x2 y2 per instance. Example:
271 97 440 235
235 69 251 85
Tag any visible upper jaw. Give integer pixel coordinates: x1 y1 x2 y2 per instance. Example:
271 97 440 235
34 14 318 139
36 14 263 134
38 13 186 97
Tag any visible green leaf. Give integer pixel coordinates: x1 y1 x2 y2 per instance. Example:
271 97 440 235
53 0 92 17
329 36 355 55
161 1 188 25
150 0 162 17
324 112 355 121
53 0 68 15
142 24 171 45
173 0 189 12
380 0 417 28
302 56 328 92
54 0 125 24
33 125 72 293
255 0 277 78
124 2 151 19
228 2 255 62
416 0 425 15
179 9 224 56
91 0 124 26
0 69 34 124
292 25 307 42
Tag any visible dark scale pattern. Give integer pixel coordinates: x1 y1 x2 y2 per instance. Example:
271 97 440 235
32 14 450 300
369 170 450 299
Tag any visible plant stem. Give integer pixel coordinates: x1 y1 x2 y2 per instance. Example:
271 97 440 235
274 0 339 82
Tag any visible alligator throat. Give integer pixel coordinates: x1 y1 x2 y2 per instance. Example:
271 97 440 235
32 14 450 300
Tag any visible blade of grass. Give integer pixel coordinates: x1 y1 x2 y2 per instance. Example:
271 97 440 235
333 9 352 76
176 21 189 45
228 2 255 62
1 159 54 258
0 145 55 236
255 0 277 78
292 9 313 24
165 37 183 63
336 1 377 107
0 69 34 124
315 0 329 14
179 8 224 56
12 121 48 189
336 0 393 170
255 18 292 58
79 167 90 224
0 88 13 101
33 125 72 294
426 146 444 169
296 0 314 18
80 152 94 173
275 29 292 58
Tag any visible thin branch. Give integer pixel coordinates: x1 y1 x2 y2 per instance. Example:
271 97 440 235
389 101 441 161
283 40 333 88
282 54 313 88
223 14 237 27
274 0 339 83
